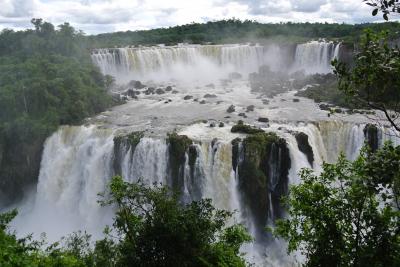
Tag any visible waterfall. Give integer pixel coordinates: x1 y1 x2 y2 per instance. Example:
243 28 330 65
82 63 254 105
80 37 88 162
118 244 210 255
378 126 400 146
91 42 339 82
91 44 270 82
312 121 365 162
121 137 169 185
13 126 115 240
293 41 341 74
11 120 384 265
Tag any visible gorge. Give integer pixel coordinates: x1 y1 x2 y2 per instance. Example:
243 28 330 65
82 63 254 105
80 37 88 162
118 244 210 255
5 41 400 266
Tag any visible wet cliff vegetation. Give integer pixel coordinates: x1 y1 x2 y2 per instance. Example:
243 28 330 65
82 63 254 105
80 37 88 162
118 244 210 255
0 19 113 205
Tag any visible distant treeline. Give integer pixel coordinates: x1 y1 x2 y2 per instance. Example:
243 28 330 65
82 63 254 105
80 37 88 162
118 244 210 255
88 19 400 47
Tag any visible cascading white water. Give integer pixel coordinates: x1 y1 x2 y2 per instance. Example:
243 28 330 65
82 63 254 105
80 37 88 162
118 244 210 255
293 41 340 74
312 121 365 162
378 126 400 146
121 137 169 185
91 42 339 83
13 126 115 240
91 44 271 82
94 44 270 83
13 120 385 265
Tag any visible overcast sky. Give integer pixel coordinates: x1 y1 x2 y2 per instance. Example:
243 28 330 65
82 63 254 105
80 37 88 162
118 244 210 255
0 0 390 34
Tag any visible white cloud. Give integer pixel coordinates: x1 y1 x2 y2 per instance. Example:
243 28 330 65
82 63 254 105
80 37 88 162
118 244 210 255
0 0 389 34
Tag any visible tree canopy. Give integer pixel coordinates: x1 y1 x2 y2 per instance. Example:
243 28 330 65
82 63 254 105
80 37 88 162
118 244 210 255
0 177 251 267
88 19 400 47
274 144 400 267
0 19 114 205
333 30 400 131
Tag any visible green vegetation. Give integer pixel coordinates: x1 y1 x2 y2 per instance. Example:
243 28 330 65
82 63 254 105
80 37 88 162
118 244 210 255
233 132 290 227
274 144 400 266
167 132 193 163
0 176 251 267
166 132 193 190
231 120 265 134
294 73 354 108
276 7 400 263
333 30 400 131
0 19 114 204
88 19 400 47
113 131 144 149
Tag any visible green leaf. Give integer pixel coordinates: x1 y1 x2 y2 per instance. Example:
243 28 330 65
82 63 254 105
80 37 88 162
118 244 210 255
383 13 389 20
372 8 379 16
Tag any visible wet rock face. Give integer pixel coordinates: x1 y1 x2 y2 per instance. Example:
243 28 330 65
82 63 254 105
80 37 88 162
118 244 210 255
155 88 165 94
268 140 291 222
234 132 291 230
364 124 379 152
227 105 235 113
186 144 201 202
295 132 314 167
129 80 146 89
204 94 217 98
228 72 242 80
246 105 255 112
113 131 144 175
167 133 193 191
258 117 269 123
145 87 155 95
0 135 45 206
231 121 264 134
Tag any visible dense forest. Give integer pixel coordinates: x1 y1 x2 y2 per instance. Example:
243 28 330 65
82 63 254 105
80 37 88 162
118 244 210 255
89 19 400 47
0 19 113 205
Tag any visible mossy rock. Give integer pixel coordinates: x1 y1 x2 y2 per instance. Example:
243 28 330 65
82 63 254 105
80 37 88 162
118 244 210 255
294 132 314 166
188 145 198 170
167 132 193 163
235 132 290 230
231 121 265 134
364 124 379 152
114 131 144 149
167 132 193 191
113 131 144 175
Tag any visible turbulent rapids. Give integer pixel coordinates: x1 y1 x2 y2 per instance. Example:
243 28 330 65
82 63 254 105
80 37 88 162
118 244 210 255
10 41 400 266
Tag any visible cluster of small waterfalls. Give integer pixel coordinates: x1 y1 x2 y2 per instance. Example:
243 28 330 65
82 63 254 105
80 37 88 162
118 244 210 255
13 119 399 265
7 41 400 266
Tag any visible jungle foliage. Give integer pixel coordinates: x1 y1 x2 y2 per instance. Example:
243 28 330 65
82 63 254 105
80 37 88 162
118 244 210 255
0 19 113 204
0 177 251 267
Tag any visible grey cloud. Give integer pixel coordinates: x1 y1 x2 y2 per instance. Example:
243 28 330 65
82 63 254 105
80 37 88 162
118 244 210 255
0 0 394 34
160 8 177 16
69 8 134 25
0 0 35 18
291 0 327 13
